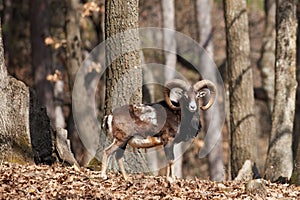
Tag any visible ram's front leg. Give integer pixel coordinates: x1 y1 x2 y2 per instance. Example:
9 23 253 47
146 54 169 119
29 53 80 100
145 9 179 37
164 143 175 182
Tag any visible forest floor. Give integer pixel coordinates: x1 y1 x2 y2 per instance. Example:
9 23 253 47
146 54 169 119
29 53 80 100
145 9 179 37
1 162 299 199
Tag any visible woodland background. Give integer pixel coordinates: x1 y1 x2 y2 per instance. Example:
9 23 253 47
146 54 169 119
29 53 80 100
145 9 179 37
0 0 300 198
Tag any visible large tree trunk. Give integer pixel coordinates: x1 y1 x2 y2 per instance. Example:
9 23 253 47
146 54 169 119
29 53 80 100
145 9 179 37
224 0 257 179
104 0 149 174
292 1 300 186
264 0 297 182
0 23 32 163
30 0 55 124
0 22 54 165
258 0 276 113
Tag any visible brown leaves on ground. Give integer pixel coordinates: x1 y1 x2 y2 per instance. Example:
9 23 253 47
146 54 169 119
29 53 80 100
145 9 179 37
0 162 299 199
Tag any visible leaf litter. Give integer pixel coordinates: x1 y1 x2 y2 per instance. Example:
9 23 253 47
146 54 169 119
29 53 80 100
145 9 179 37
0 162 299 199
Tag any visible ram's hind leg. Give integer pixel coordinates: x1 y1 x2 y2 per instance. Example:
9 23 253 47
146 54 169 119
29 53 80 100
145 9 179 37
115 144 128 180
101 139 122 179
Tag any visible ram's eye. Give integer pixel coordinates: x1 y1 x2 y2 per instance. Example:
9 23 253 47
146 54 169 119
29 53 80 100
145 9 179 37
183 93 189 99
197 91 207 98
175 90 183 96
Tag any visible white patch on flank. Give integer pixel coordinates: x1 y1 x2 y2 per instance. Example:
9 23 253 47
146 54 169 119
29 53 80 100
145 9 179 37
129 136 162 148
139 105 158 126
107 114 113 133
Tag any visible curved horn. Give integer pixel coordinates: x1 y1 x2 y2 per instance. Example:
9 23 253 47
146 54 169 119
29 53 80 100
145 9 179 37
193 80 217 110
164 79 190 110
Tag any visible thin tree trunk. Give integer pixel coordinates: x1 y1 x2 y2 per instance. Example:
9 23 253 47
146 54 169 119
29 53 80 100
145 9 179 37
264 0 297 182
161 0 183 178
258 0 276 113
65 0 93 166
162 0 177 81
224 0 257 179
104 0 149 174
195 0 225 182
30 0 55 123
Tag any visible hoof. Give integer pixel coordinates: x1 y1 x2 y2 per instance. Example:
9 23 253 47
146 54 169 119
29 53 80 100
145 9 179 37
123 175 129 181
100 173 108 180
167 176 176 183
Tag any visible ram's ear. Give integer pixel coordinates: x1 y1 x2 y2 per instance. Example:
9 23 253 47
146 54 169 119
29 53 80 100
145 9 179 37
164 79 190 110
169 88 184 103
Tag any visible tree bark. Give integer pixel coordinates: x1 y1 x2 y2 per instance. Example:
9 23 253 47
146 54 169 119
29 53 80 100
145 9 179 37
30 0 55 123
258 0 276 113
195 0 225 182
264 0 297 182
161 0 183 178
2 0 31 82
65 0 93 166
2 0 12 67
292 1 300 186
224 0 257 179
0 22 54 165
0 21 31 162
104 0 149 174
162 0 177 82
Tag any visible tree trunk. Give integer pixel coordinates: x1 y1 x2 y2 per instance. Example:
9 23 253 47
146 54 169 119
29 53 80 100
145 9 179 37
162 0 177 82
224 0 257 179
104 0 149 174
65 0 93 166
195 0 225 182
161 0 183 178
0 22 54 165
258 0 276 113
264 0 297 182
2 0 12 67
0 21 12 161
2 0 31 82
30 0 55 123
292 1 300 186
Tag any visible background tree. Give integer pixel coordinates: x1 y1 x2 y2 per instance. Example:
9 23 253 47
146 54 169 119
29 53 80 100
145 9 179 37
264 0 297 182
30 0 55 123
195 0 225 182
104 0 149 174
223 0 257 179
161 0 184 178
258 0 276 113
162 0 177 82
2 0 32 84
65 0 92 166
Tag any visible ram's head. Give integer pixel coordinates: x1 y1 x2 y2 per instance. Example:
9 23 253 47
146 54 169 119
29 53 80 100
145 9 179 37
164 79 216 112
